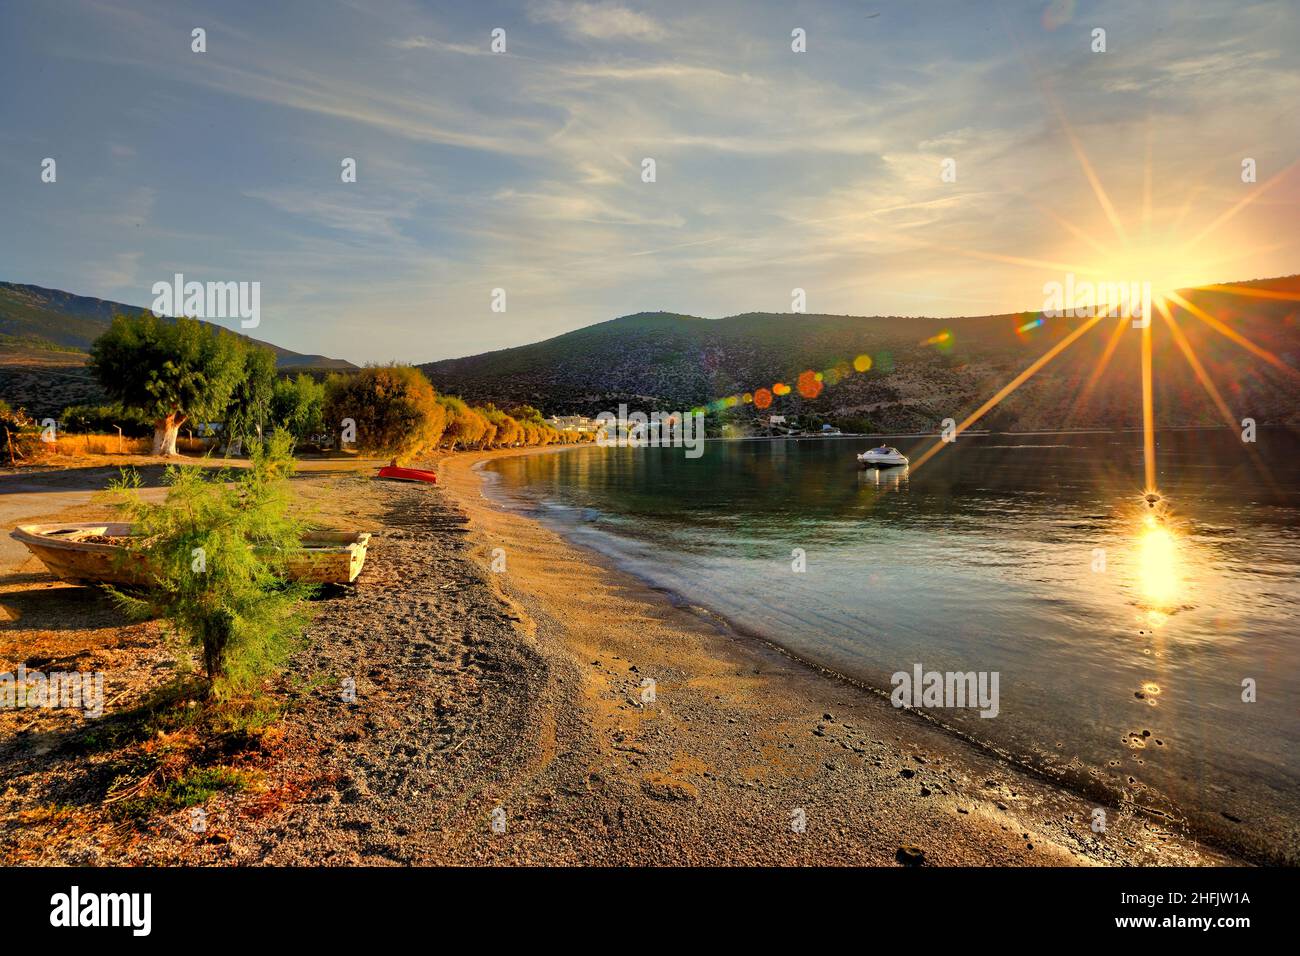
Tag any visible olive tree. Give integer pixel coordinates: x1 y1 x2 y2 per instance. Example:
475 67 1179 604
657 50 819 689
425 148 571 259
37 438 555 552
89 312 244 456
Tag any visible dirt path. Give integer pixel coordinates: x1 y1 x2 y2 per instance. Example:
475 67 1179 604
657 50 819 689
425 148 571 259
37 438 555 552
0 469 162 567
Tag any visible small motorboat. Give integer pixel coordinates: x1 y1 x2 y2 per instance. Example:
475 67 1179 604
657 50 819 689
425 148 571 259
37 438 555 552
10 523 372 586
857 445 909 468
376 464 437 484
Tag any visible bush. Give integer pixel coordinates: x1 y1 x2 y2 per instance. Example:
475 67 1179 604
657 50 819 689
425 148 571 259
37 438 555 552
0 400 46 462
323 364 446 459
106 431 313 699
505 404 564 446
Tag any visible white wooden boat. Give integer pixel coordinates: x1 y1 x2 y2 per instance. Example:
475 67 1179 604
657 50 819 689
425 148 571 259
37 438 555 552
10 522 371 586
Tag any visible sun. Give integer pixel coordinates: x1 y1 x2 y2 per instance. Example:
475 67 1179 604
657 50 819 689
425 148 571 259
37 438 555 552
1091 243 1217 307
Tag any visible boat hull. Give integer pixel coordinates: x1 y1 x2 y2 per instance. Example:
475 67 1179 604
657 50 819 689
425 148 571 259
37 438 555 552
376 465 438 484
10 523 371 586
857 455 909 468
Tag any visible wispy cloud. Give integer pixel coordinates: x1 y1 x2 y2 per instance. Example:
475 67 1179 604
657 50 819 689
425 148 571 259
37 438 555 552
528 1 667 41
1 0 1296 363
85 252 142 291
388 35 485 56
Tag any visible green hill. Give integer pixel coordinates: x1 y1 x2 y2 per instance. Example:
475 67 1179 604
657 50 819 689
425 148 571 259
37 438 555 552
0 282 356 371
0 281 357 419
419 277 1300 433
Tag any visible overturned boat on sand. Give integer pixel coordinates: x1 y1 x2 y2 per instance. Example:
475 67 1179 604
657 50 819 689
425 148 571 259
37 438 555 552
376 464 438 484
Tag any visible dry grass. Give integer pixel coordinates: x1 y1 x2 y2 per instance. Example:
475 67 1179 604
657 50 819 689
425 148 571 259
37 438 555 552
50 434 150 456
36 434 213 457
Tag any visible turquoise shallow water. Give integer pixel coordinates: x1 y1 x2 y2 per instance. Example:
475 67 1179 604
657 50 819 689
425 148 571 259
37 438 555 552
481 429 1300 862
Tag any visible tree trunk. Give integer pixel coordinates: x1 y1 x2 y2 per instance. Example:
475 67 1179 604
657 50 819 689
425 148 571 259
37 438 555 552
152 414 183 456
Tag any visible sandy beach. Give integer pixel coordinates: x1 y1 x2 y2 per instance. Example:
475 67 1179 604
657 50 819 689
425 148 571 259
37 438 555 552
0 448 1238 865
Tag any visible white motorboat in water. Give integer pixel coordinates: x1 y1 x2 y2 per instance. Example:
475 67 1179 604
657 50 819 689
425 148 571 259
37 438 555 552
857 445 909 467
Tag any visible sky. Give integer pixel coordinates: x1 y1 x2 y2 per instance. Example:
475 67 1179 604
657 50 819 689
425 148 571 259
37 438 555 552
1 0 1298 363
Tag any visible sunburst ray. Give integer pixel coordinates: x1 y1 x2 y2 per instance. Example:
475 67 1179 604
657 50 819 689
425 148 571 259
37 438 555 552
909 313 1107 473
1076 315 1129 409
1158 299 1289 498
1166 291 1300 379
1140 311 1156 492
1156 300 1236 428
1182 160 1299 253
1196 283 1300 303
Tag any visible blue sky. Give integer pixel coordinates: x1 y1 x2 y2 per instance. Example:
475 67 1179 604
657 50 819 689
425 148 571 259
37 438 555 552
1 0 1297 363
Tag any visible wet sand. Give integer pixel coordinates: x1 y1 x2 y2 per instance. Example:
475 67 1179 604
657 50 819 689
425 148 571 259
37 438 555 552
0 450 1239 865
430 446 1237 865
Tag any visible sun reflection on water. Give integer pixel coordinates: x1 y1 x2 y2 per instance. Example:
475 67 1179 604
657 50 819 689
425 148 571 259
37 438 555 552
1133 499 1183 620
1138 520 1179 605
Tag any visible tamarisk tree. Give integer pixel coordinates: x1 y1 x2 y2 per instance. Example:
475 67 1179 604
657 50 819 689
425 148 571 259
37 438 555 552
323 363 446 459
106 431 312 697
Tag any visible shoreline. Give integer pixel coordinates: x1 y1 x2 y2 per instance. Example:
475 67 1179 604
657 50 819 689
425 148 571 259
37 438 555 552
0 448 1244 865
455 445 1266 862
433 445 1240 865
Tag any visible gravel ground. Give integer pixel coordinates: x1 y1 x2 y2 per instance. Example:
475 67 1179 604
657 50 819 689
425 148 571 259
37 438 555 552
1 470 555 864
0 457 1241 866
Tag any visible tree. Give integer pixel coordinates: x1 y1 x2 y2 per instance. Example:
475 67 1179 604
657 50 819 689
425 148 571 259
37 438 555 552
471 407 499 449
89 312 244 456
505 404 563 446
223 344 277 452
507 404 546 426
106 432 312 698
437 395 488 449
271 373 326 442
479 404 521 448
323 364 446 459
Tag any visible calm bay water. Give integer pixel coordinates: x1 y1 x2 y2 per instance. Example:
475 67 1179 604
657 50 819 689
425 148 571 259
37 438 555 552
481 429 1300 861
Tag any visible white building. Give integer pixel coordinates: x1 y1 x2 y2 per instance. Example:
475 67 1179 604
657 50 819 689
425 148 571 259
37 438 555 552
546 415 601 433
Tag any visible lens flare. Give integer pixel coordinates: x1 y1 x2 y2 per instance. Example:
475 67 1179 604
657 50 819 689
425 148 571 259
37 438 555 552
797 370 823 398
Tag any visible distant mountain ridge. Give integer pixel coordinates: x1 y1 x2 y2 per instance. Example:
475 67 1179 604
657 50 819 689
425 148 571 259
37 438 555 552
0 281 356 370
419 276 1300 433
4 276 1297 431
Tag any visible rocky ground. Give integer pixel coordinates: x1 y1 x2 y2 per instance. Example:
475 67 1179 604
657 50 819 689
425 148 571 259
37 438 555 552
0 454 1240 865
0 469 549 864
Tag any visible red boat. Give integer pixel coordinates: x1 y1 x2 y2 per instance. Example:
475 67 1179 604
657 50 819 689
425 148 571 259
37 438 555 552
376 465 438 484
